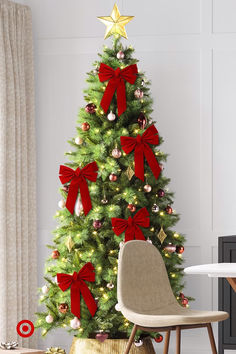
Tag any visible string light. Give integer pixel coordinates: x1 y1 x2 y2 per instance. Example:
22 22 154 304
110 250 114 254
101 165 105 169
140 100 144 103
77 233 81 237
100 287 104 292
93 231 97 235
165 253 170 258
97 266 102 271
160 211 164 216
123 152 126 156
116 188 120 191
134 129 139 134
178 254 182 259
95 128 100 133
103 293 108 300
63 324 67 328
171 273 176 278
79 328 83 332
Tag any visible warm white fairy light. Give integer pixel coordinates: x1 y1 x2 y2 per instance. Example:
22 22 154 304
160 211 164 216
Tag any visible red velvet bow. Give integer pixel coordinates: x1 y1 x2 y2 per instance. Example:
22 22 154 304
59 161 98 215
111 207 150 242
98 63 138 116
120 125 161 182
57 263 97 319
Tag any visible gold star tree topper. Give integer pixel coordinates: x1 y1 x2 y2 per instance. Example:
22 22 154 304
98 3 134 39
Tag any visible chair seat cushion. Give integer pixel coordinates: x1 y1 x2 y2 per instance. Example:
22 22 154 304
121 304 229 327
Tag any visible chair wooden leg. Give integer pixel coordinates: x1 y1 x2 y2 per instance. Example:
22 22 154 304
163 330 171 354
176 326 181 354
124 324 137 354
207 323 217 354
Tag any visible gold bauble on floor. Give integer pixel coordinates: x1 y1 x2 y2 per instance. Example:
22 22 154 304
69 337 155 354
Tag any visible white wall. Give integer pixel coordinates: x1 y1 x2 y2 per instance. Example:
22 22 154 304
16 0 236 352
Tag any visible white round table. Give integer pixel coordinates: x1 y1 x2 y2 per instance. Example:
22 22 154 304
184 263 236 292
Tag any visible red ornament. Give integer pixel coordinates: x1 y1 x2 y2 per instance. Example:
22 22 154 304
82 122 90 131
59 162 98 215
164 243 176 253
52 250 60 259
127 204 136 212
120 125 161 182
85 103 96 114
98 63 138 116
157 189 165 198
112 207 150 243
165 205 173 214
154 334 163 343
109 173 117 181
58 303 69 314
137 113 147 129
176 245 184 254
182 298 189 306
96 333 108 342
57 263 97 318
93 220 102 229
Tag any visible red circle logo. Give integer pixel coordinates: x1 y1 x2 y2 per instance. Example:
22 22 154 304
16 320 34 338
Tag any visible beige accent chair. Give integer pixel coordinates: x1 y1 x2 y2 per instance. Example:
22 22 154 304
117 240 229 354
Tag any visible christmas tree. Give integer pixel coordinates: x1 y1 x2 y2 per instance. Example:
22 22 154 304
36 4 189 344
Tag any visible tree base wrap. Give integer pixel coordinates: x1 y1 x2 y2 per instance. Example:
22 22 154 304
69 337 155 354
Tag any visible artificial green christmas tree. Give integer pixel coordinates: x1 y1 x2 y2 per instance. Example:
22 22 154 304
36 4 190 346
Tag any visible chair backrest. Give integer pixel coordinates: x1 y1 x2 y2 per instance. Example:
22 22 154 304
117 240 178 314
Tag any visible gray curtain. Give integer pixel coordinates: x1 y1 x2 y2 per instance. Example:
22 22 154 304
0 0 37 347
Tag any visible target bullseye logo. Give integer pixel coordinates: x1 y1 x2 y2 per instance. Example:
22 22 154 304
16 320 34 338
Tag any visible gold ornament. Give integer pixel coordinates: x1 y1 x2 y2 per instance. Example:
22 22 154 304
65 236 74 252
125 166 135 180
45 348 65 354
157 226 167 244
97 3 134 39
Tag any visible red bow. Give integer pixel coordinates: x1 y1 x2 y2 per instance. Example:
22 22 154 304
98 63 138 116
111 207 150 242
120 125 161 182
59 161 98 215
57 263 97 319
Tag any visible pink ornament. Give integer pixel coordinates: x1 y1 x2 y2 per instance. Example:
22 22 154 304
164 243 176 253
134 89 144 99
107 111 116 121
96 333 108 342
93 220 102 229
117 51 125 60
70 317 81 329
112 148 121 158
74 196 83 216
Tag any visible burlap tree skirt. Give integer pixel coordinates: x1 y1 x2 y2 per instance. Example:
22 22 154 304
69 337 155 354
